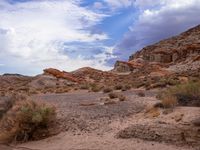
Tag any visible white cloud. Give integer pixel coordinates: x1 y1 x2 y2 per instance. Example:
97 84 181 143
93 2 104 9
103 0 134 10
114 0 200 59
0 0 112 75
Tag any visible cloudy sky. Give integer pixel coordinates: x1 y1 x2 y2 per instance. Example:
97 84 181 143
0 0 200 75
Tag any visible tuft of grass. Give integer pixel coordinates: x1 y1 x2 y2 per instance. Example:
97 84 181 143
161 95 177 108
0 94 56 143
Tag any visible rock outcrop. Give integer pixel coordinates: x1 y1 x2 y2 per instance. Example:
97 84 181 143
115 24 200 74
113 61 143 72
43 68 80 82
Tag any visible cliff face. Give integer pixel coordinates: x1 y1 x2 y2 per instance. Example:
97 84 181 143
114 25 200 74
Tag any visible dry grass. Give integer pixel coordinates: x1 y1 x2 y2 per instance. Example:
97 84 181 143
145 107 160 118
161 95 178 108
0 94 56 143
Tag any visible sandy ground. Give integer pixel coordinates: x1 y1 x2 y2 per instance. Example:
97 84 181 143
17 132 191 150
1 89 199 150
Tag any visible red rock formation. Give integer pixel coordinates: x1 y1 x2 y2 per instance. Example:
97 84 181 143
72 67 117 82
43 68 80 82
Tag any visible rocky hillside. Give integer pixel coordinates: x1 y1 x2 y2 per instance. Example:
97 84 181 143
114 24 200 74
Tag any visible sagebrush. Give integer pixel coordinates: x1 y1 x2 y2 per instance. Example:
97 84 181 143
0 94 56 143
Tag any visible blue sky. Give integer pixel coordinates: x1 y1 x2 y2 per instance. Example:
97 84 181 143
0 0 200 75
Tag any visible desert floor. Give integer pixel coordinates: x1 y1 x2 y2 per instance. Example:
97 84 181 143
1 89 199 150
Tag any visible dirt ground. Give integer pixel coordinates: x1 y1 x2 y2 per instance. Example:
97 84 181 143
2 89 200 150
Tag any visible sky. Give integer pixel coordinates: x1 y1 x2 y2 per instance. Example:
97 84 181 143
0 0 200 75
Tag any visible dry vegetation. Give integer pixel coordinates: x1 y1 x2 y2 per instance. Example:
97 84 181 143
108 92 119 99
103 87 113 93
158 81 200 107
137 91 145 97
108 92 126 101
0 94 56 143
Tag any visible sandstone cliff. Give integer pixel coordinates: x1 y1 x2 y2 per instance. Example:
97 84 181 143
114 25 200 74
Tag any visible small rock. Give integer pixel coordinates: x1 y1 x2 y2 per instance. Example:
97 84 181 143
163 108 173 115
192 118 200 126
174 114 184 122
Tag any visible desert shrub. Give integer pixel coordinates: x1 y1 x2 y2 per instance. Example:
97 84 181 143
108 92 119 99
145 107 160 118
137 91 145 97
161 95 177 108
0 94 28 117
121 85 131 91
108 92 126 101
90 84 102 92
125 85 131 90
158 81 200 107
103 87 113 93
153 102 164 108
55 87 69 94
80 83 90 90
0 95 16 119
28 89 39 95
0 91 5 96
167 78 180 86
114 84 123 90
118 94 126 101
0 95 56 143
55 89 64 94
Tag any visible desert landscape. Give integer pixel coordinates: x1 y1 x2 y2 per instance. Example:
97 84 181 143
0 24 200 150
